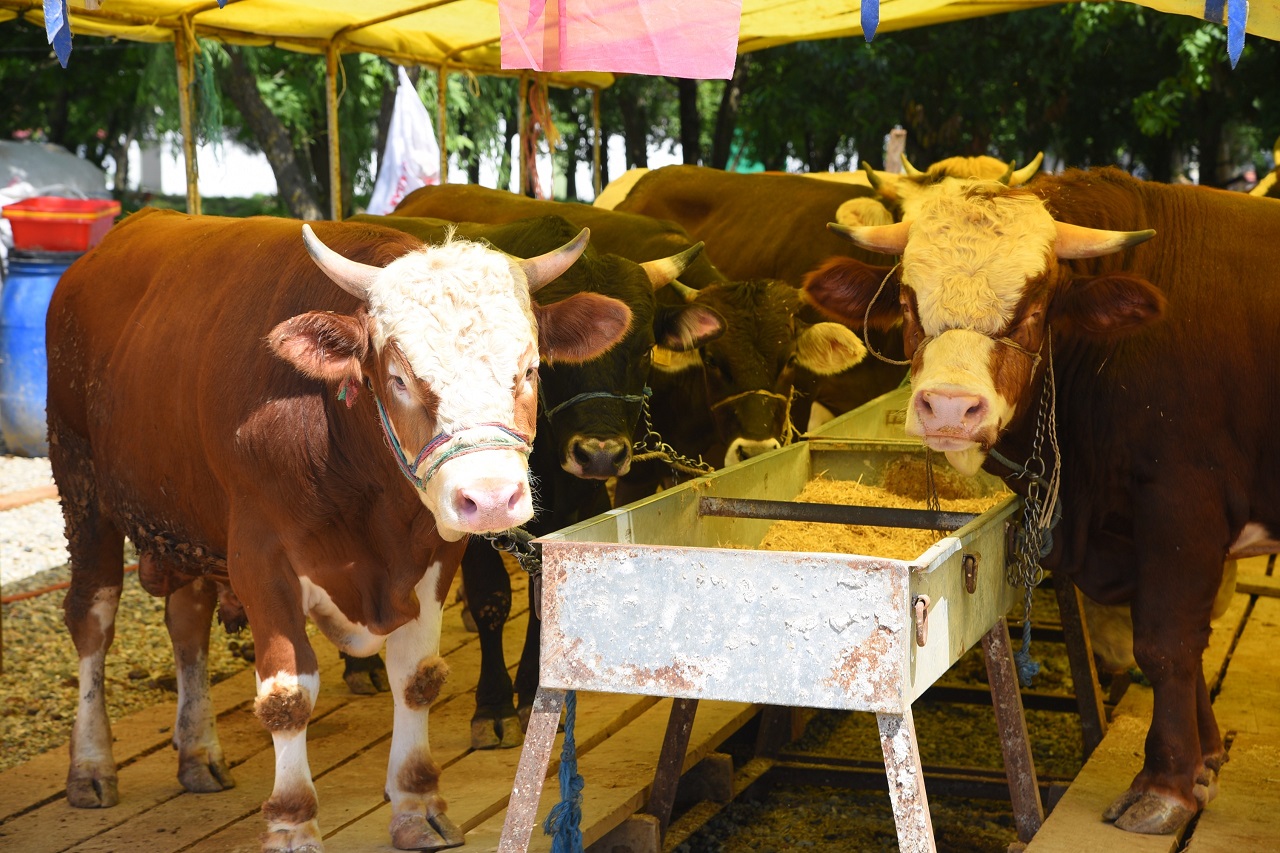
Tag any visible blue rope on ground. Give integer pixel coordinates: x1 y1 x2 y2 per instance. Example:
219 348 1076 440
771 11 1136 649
544 690 585 853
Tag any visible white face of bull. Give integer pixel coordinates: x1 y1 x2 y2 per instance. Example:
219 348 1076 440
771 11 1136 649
364 242 540 537
899 186 1059 474
274 225 626 543
813 181 1155 477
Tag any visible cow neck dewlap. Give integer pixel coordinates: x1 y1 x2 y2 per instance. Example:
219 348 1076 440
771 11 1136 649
903 183 1056 336
366 238 536 430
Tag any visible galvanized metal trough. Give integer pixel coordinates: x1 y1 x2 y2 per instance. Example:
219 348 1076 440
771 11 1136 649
498 434 1045 853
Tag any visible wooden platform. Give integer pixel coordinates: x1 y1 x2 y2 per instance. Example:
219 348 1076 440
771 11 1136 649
0 567 755 853
1026 555 1280 852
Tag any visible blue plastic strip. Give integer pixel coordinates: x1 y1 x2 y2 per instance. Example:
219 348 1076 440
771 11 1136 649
862 0 880 42
44 0 72 68
1227 0 1246 67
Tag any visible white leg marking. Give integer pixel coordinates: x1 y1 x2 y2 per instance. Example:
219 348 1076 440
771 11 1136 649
383 561 445 814
71 587 122 771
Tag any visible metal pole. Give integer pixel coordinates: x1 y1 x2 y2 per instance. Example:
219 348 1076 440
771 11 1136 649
325 43 342 220
698 496 979 531
517 74 528 195
437 64 449 183
174 29 200 215
592 87 602 198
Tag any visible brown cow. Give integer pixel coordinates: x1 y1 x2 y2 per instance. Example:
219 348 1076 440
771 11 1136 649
46 208 631 852
802 168 1280 834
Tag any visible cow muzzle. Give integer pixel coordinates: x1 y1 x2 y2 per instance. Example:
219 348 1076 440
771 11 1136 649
564 435 632 479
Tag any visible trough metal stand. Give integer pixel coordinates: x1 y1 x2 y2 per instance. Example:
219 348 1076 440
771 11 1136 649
495 617 1045 853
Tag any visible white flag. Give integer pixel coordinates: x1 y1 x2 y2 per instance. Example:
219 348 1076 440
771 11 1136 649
367 67 441 215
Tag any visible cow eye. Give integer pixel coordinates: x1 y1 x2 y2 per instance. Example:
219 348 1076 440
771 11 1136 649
524 366 537 381
391 374 407 391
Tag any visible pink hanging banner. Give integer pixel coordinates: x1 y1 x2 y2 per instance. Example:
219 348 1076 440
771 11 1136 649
500 0 743 81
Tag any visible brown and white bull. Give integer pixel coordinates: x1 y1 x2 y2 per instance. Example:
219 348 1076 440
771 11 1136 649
802 168 1280 834
46 208 630 852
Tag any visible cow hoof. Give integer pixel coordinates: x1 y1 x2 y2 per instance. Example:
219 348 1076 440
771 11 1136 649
1193 767 1220 807
66 767 119 808
261 824 323 853
343 668 390 695
1104 789 1195 834
470 718 501 750
179 752 236 793
390 812 464 850
498 714 524 749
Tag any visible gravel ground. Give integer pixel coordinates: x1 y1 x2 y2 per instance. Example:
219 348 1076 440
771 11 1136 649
0 454 256 772
0 455 68 588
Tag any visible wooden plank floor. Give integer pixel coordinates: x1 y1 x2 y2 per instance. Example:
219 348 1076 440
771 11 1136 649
1027 556 1280 852
0 566 757 853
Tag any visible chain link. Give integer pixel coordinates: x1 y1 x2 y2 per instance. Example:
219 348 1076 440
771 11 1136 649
630 386 716 478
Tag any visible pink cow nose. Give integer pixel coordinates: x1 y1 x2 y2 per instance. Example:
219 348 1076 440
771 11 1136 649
916 389 988 433
453 480 529 531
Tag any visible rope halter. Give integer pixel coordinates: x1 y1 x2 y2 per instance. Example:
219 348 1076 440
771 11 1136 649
371 393 532 491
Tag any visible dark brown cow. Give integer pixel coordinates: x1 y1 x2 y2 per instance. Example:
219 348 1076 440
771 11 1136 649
802 168 1280 834
46 208 631 852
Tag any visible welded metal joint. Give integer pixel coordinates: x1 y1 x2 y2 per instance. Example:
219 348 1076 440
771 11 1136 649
963 553 980 594
913 595 931 647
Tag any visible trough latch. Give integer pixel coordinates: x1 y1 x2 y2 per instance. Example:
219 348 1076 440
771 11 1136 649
913 594 931 647
963 552 980 594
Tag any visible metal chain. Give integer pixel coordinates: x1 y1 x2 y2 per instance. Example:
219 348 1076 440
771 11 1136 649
482 526 545 619
630 386 715 478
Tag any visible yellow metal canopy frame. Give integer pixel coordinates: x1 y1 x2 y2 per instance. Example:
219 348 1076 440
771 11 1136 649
2 0 1276 214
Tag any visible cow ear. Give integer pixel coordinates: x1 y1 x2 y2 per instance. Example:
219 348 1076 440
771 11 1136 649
795 322 868 376
802 257 902 331
1053 273 1166 338
655 304 726 352
268 311 369 382
535 292 632 364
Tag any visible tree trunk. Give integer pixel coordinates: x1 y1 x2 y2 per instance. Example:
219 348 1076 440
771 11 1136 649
676 78 701 165
563 127 579 201
710 62 746 170
498 113 516 192
220 47 323 220
110 134 131 193
615 81 649 169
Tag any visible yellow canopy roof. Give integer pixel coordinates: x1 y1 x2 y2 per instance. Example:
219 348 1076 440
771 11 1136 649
1 0 1276 83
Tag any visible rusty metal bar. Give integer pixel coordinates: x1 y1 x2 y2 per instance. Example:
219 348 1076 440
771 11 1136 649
437 63 449 183
1053 580 1108 760
698 496 978 531
592 88 602 198
981 617 1044 843
769 753 1075 801
645 698 699 838
877 708 935 853
497 687 566 853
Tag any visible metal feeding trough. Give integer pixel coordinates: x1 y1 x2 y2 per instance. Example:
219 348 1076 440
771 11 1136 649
498 436 1046 853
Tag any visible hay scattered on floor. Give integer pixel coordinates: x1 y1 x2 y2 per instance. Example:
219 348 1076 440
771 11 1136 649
755 456 1007 560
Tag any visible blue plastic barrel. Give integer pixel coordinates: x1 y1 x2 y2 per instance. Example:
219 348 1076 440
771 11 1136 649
0 249 83 456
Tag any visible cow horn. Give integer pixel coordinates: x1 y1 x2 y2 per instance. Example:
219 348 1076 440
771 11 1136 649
302 224 381 301
520 227 590 294
665 279 700 303
997 162 1016 185
900 154 925 178
827 220 912 256
1054 221 1156 259
1009 151 1044 186
861 161 884 191
641 242 705 289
